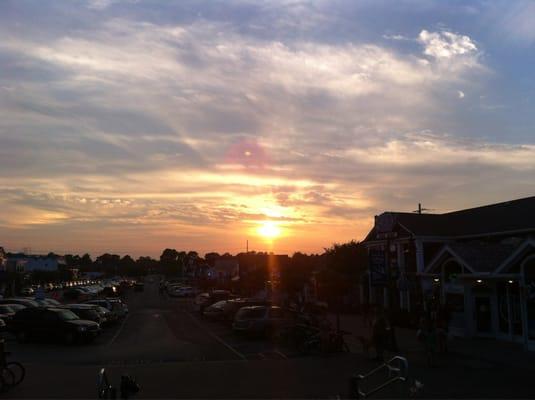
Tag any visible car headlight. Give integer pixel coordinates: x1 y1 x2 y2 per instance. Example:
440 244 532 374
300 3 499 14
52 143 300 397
77 326 87 332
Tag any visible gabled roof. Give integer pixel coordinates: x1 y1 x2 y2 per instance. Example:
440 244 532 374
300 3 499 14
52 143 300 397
495 239 535 274
425 241 519 274
364 196 535 241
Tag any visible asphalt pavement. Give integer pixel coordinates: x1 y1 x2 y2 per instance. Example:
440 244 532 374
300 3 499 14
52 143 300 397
5 278 535 398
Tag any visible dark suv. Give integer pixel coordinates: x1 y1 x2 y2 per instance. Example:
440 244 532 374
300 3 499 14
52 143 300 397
10 307 100 344
62 304 105 325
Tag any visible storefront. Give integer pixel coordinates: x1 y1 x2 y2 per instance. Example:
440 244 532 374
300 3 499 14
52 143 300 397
422 239 535 349
362 196 535 349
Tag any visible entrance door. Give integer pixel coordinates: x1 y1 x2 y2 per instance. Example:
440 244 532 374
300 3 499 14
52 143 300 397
475 296 492 334
523 256 535 350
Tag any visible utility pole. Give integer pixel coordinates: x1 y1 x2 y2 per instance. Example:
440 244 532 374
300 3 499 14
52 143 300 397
246 240 249 253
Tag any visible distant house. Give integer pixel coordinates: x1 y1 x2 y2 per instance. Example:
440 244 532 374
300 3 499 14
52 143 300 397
6 254 65 273
207 258 240 281
362 196 535 349
0 247 6 272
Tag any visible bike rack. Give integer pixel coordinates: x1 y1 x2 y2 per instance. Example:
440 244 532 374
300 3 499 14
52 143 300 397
349 356 409 399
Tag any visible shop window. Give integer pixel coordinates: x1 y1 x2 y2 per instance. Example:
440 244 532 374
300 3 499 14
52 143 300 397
523 256 535 341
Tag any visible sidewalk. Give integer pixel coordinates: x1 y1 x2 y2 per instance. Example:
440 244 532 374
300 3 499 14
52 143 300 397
329 313 535 397
329 312 535 369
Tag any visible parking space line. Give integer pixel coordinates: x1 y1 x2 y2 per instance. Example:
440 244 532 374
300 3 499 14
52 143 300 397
184 312 246 361
108 314 130 346
273 350 288 360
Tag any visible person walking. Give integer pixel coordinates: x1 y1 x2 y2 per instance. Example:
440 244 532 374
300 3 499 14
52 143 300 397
436 306 450 353
372 308 387 361
417 316 437 367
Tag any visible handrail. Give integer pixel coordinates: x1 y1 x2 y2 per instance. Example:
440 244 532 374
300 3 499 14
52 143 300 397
350 356 409 399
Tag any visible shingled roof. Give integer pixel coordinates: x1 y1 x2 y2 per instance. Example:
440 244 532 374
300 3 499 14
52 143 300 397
364 196 535 241
448 242 518 273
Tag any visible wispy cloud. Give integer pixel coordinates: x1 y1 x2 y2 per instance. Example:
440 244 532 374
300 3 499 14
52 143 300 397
0 1 533 256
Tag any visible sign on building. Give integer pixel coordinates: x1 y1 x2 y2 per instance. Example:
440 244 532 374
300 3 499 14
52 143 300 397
369 249 387 286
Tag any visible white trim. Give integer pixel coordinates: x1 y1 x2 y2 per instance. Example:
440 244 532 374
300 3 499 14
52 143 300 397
521 255 535 350
413 229 535 242
424 245 477 274
494 239 535 274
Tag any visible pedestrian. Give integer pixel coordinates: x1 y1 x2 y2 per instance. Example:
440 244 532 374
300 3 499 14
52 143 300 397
386 311 399 353
318 313 332 354
436 306 450 353
417 316 437 367
372 308 387 361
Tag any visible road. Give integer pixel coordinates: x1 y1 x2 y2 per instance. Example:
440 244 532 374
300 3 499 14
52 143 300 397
5 278 535 398
4 278 243 366
5 278 358 398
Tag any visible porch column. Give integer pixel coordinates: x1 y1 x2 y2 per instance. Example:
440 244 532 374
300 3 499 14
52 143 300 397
520 284 529 349
490 282 499 338
464 283 474 337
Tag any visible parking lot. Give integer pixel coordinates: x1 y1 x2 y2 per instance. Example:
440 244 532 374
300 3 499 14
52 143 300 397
4 277 535 398
1 278 302 368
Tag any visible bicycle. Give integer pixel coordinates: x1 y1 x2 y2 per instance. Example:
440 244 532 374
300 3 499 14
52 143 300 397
0 340 25 391
98 368 139 399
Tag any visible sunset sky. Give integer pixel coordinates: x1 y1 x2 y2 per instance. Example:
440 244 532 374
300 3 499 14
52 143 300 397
1 0 534 257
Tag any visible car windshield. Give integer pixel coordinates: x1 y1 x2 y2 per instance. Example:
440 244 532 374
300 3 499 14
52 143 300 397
78 309 99 319
0 305 14 313
56 310 80 321
5 304 24 312
235 308 266 320
210 301 227 309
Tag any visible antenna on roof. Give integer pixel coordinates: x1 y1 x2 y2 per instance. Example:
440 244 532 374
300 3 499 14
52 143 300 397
413 203 435 214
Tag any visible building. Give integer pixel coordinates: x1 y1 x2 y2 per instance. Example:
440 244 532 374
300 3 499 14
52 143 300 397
208 258 240 281
6 254 65 273
0 247 6 272
362 196 535 349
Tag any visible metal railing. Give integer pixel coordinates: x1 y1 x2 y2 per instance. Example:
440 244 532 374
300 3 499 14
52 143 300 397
349 356 410 398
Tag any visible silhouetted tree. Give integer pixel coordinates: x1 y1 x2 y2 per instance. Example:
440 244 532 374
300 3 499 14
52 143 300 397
204 252 220 267
95 253 121 275
323 240 367 277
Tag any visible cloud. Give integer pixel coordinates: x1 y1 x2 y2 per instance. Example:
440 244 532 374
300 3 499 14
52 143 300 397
458 90 465 99
0 2 532 256
418 29 477 59
383 34 410 41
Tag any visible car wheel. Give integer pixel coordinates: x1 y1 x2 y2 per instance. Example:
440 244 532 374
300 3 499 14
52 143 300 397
16 331 28 344
64 331 75 345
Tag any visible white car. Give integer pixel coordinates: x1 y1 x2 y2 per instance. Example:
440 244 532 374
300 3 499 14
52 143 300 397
170 286 196 297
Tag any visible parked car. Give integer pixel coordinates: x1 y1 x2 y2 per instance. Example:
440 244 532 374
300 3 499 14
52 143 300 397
43 298 62 306
232 306 291 336
94 305 115 326
2 303 26 313
219 298 271 323
101 286 120 297
0 305 16 322
0 298 39 308
0 318 6 332
62 304 105 325
105 298 129 317
203 300 229 320
85 299 126 319
20 287 34 296
10 307 100 344
195 290 235 313
63 288 91 302
169 286 196 297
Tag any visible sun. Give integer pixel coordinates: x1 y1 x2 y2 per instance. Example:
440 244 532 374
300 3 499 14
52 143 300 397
257 221 281 239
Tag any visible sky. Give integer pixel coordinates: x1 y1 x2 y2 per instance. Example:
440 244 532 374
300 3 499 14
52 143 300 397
1 0 534 257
